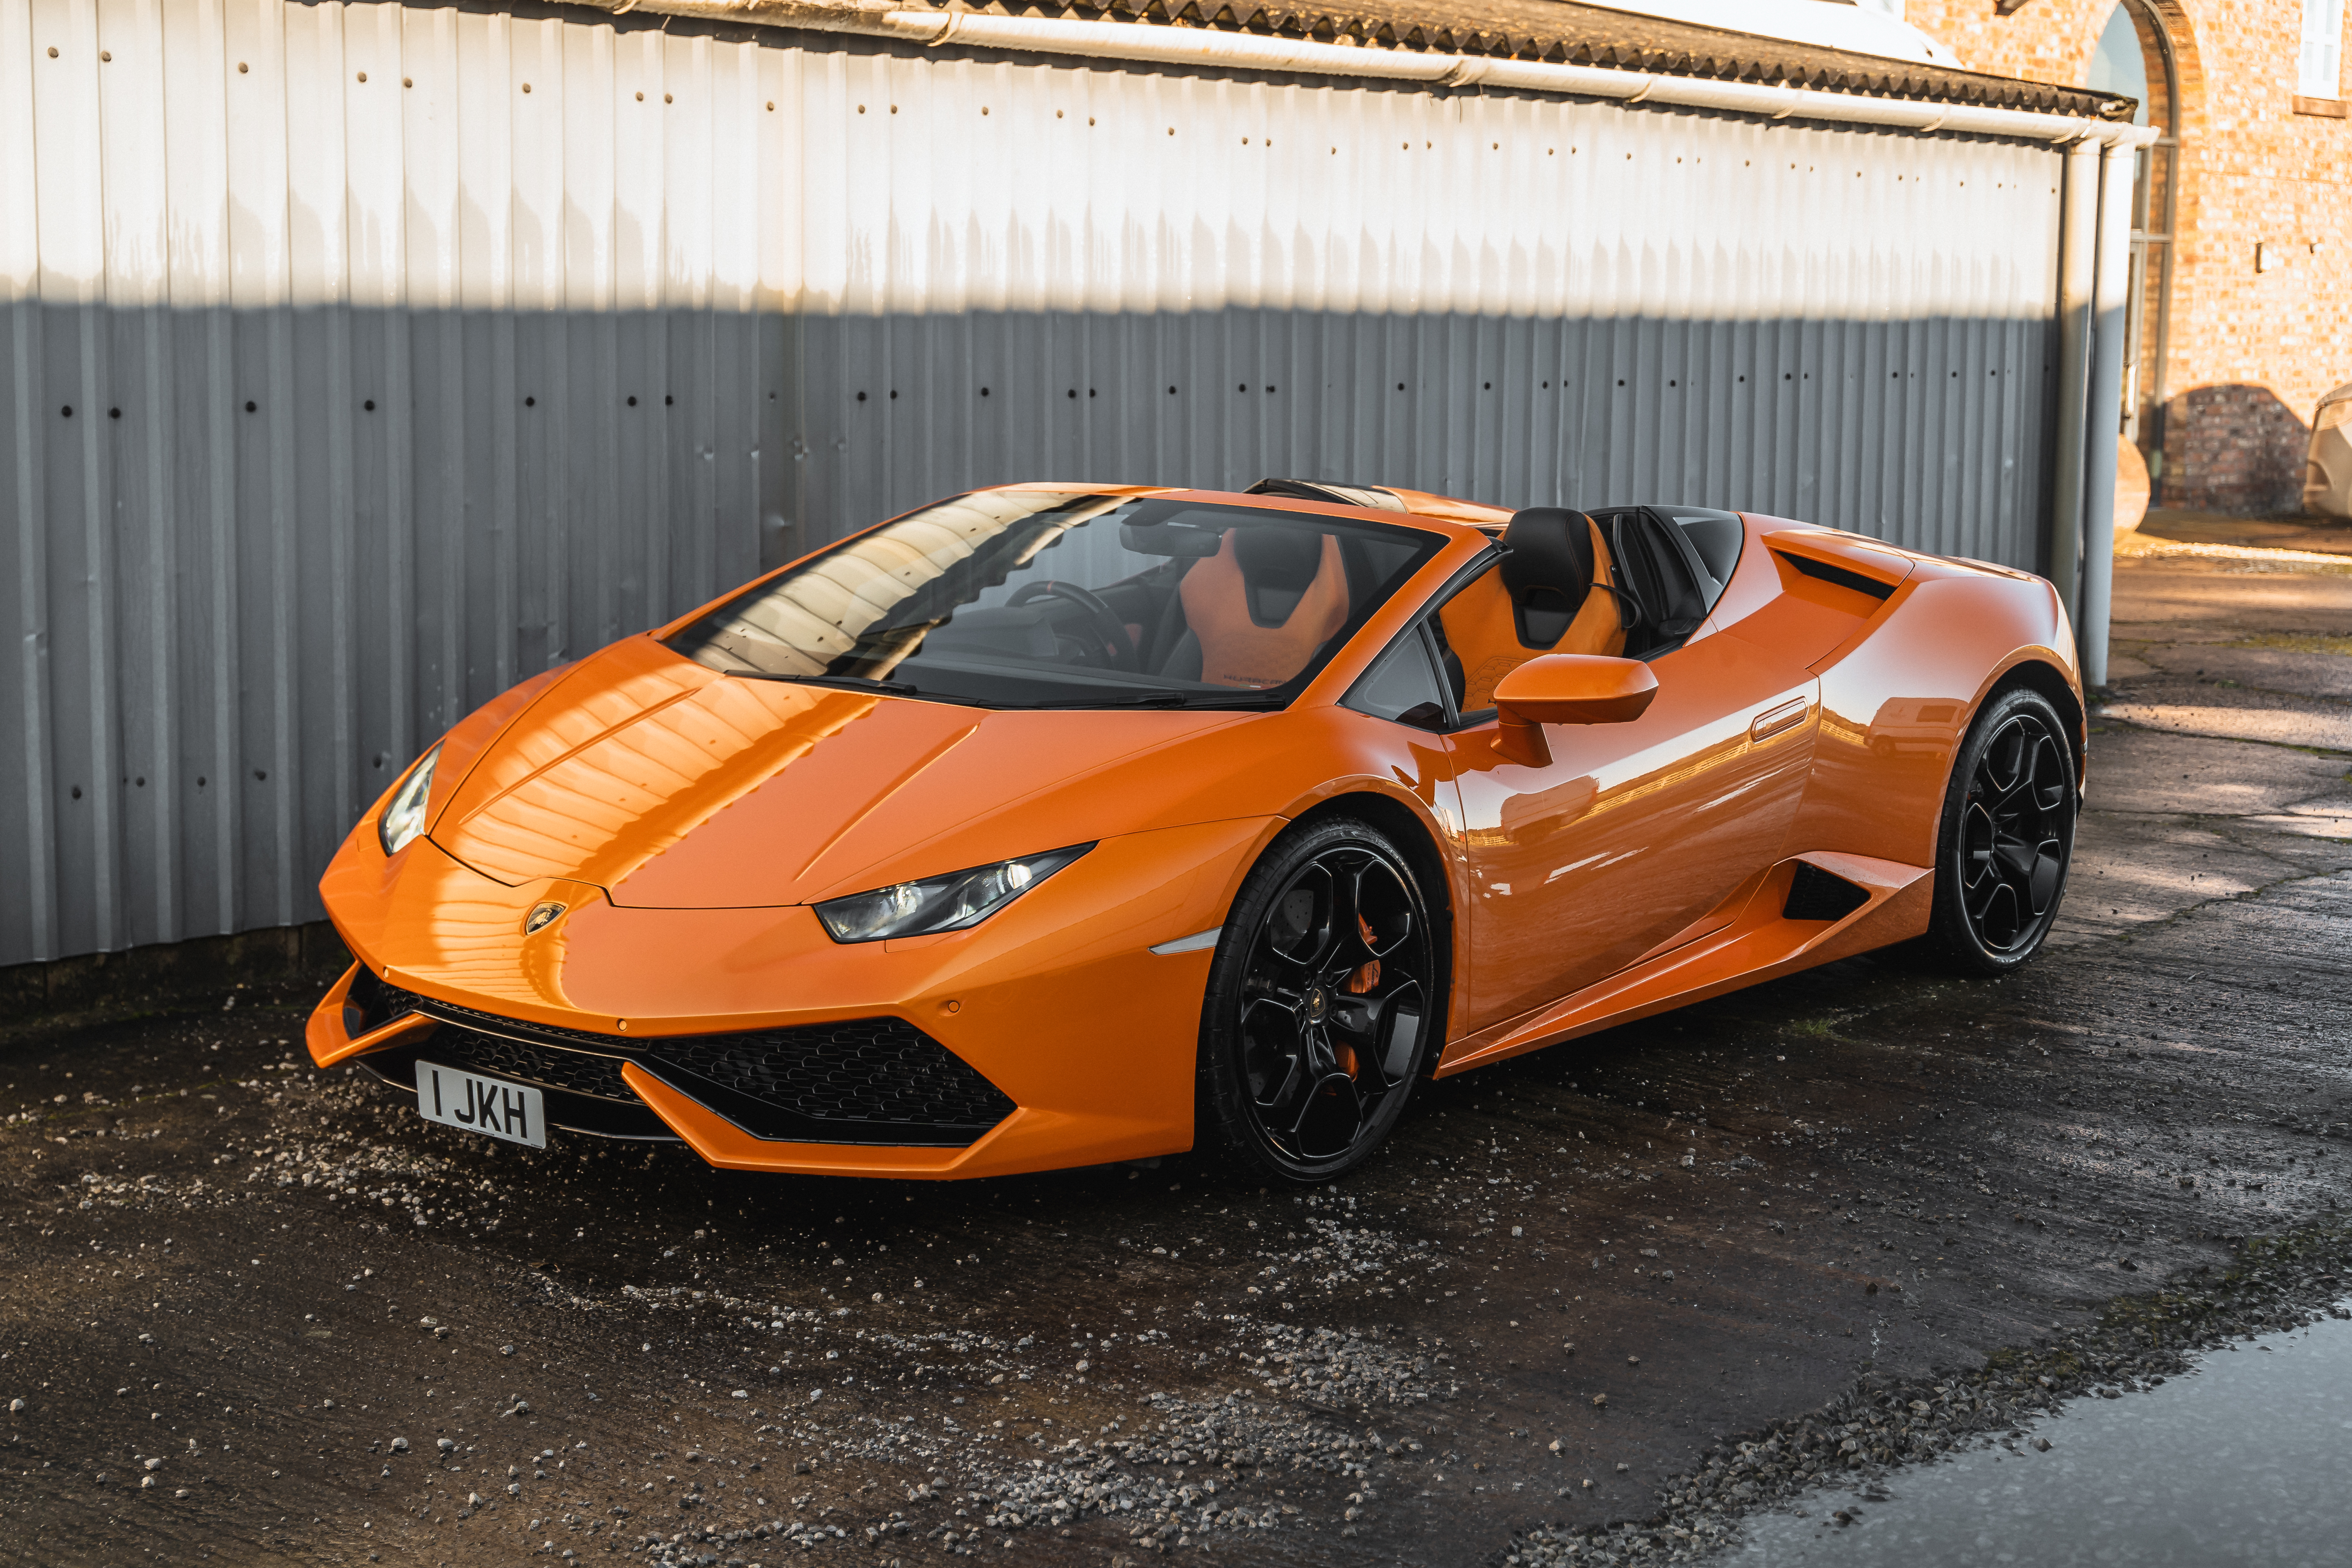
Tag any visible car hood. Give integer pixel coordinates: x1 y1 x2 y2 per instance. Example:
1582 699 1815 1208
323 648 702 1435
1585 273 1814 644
425 635 1252 908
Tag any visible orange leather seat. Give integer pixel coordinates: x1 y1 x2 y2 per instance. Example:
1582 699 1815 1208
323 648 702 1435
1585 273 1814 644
1440 518 1625 710
1179 530 1351 689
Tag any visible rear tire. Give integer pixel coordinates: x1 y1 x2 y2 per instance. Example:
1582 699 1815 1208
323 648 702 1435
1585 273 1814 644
1926 685 2079 974
1197 816 1442 1184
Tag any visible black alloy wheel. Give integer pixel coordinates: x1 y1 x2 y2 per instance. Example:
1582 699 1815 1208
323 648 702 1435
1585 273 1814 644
1929 686 2078 973
1200 817 1440 1182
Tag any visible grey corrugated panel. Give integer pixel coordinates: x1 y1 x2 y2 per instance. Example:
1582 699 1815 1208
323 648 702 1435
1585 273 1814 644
3 1 2065 968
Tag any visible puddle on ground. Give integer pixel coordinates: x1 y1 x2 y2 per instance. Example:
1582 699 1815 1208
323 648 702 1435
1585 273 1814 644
1714 1303 2352 1567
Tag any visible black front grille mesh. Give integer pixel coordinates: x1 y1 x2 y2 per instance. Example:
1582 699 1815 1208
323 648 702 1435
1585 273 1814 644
341 964 1011 1145
425 1030 637 1103
647 1019 1015 1133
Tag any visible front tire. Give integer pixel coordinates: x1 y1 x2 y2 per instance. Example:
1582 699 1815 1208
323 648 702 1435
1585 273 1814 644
1927 685 2079 974
1197 816 1441 1183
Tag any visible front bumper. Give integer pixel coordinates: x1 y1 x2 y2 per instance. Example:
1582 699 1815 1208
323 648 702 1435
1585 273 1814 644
332 966 1012 1145
306 817 1273 1178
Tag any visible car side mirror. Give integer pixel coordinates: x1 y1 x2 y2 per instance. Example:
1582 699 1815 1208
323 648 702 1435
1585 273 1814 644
1490 655 1658 767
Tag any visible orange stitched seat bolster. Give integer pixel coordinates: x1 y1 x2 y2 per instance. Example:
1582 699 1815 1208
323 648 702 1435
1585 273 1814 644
1179 532 1352 689
1442 521 1625 710
1556 525 1628 658
1444 573 1527 712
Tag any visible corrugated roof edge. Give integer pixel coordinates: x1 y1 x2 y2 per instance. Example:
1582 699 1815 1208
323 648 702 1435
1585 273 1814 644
551 0 2130 121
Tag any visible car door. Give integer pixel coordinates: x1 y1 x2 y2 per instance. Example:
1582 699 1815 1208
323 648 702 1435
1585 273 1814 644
1434 519 1820 1033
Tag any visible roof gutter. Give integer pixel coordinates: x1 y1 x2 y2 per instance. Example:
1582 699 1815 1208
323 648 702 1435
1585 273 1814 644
877 11 2161 148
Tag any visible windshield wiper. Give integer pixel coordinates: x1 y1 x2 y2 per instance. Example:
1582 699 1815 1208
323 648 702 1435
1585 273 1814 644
722 671 920 696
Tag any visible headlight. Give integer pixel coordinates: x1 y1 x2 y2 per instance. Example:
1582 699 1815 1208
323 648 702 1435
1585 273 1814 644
815 845 1093 943
377 745 442 856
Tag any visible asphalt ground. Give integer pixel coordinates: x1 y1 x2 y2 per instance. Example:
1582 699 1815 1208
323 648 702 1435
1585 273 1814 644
4 516 2348 1568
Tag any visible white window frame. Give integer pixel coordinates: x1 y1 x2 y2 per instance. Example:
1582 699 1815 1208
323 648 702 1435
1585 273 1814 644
2301 0 2345 98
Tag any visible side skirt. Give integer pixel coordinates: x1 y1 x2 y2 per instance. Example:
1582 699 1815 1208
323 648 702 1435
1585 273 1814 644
1433 852 1932 1076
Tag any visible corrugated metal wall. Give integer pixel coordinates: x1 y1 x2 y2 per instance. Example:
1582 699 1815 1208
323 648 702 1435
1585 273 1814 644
786 47 2063 559
1 0 2063 968
2 0 782 966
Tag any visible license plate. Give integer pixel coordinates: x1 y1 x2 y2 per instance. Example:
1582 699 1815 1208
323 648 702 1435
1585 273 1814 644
415 1061 546 1149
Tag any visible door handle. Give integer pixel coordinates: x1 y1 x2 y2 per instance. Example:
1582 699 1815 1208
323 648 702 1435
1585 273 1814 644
1750 698 1810 743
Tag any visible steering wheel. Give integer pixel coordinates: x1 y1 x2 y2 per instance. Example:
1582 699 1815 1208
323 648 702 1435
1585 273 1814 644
1007 580 1137 671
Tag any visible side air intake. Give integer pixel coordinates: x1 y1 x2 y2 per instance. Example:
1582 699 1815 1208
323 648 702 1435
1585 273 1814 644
1784 862 1872 923
1774 549 1896 601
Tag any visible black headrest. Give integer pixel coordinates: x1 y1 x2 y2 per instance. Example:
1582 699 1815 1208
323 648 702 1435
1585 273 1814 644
1500 508 1597 649
1233 527 1324 591
1231 527 1328 629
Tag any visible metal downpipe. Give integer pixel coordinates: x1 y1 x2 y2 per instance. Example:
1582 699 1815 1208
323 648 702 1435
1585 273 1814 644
2077 139 2137 690
2048 139 2103 632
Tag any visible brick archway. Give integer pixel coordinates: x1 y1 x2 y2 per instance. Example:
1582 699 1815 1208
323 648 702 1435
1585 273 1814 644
2113 0 2200 492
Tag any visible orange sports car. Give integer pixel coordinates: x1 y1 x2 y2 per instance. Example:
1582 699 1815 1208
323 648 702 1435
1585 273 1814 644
305 480 2082 1183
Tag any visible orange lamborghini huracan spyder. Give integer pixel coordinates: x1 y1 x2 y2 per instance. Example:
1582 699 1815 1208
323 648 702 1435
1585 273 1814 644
307 480 2082 1183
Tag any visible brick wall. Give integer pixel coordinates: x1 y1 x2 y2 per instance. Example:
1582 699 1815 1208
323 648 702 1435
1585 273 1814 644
1907 0 2352 513
1905 0 2113 83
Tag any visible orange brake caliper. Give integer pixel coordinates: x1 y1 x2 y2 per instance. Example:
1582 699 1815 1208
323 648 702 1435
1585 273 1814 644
1335 914 1381 1079
1345 914 1381 995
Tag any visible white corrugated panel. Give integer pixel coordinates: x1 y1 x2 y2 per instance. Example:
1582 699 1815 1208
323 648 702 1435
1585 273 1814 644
0 0 2061 966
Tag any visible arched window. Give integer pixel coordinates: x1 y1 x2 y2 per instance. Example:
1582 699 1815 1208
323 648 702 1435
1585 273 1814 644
2088 1 2180 495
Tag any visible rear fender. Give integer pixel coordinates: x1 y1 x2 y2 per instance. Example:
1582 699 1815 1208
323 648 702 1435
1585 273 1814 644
1789 573 2077 868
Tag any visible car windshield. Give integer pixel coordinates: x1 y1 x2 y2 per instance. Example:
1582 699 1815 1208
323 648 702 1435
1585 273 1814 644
664 490 1445 709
